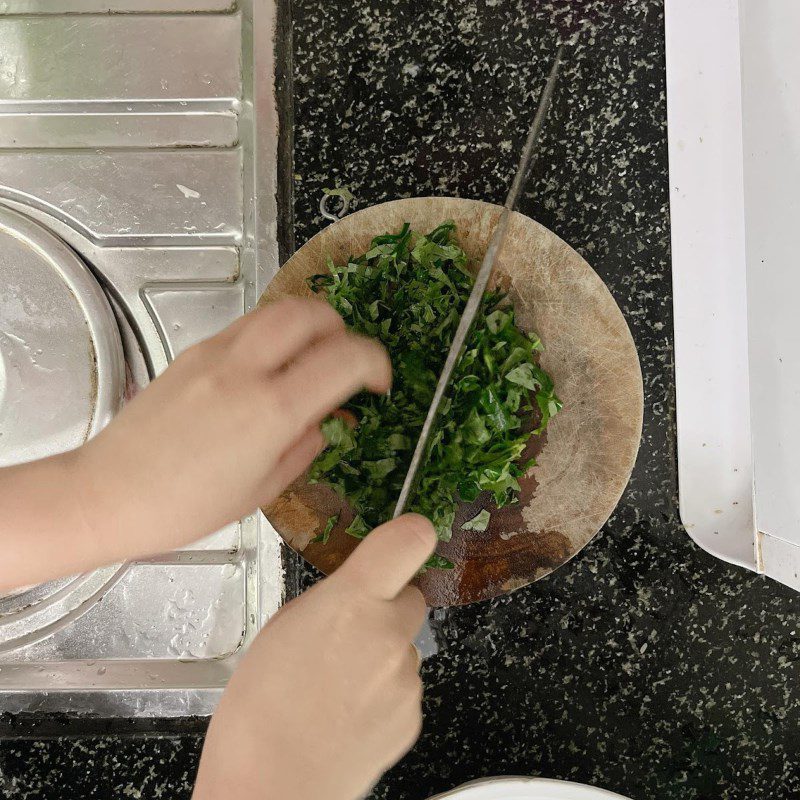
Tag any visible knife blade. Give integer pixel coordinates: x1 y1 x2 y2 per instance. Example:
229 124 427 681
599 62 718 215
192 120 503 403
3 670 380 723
393 45 564 521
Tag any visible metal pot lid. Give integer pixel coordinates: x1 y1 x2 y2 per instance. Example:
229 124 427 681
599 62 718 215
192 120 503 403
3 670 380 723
0 206 124 467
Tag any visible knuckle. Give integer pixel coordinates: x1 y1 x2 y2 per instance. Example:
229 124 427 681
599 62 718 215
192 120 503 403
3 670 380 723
401 585 426 615
174 340 210 371
382 639 406 672
330 601 361 641
330 567 369 602
345 333 381 362
410 674 424 704
206 367 238 399
362 337 390 368
388 637 419 675
406 713 423 748
233 301 293 351
384 626 409 654
402 667 424 698
307 426 326 451
272 296 341 329
407 687 424 718
261 382 300 428
333 333 360 362
228 330 258 362
341 570 375 606
310 297 345 324
400 700 423 748
269 296 306 318
338 336 390 390
176 343 236 399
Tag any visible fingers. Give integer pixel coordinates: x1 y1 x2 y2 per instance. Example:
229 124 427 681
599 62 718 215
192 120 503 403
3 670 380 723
337 514 437 600
260 425 326 504
272 332 391 432
377 676 424 766
392 585 428 641
228 298 345 371
269 408 355 496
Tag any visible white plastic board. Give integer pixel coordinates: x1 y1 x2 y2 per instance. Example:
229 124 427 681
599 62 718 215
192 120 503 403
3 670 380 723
740 0 800 586
666 0 800 589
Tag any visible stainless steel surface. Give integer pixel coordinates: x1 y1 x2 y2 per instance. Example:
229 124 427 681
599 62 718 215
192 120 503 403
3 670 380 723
0 151 243 244
393 47 563 519
1 1 234 11
0 205 125 467
0 15 240 101
0 0 283 717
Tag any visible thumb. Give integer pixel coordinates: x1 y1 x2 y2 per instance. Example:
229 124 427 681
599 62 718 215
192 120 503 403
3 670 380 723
336 514 437 600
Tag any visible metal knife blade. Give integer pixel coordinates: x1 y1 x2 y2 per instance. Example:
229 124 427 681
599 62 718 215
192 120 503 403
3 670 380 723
393 45 564 520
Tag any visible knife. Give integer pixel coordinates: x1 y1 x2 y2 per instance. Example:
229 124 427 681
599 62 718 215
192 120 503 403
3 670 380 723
395 45 563 658
393 45 564 521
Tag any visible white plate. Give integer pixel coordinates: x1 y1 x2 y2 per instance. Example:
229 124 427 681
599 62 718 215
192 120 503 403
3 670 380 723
428 777 632 799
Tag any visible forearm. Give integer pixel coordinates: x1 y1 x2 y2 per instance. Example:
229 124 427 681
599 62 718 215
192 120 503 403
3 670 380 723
0 442 188 592
0 441 226 595
0 451 99 594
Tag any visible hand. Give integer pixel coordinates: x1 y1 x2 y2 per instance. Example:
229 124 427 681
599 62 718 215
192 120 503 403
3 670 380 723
194 514 436 800
0 298 390 591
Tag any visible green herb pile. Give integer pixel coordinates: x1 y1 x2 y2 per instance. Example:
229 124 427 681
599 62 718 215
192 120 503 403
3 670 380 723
308 221 560 569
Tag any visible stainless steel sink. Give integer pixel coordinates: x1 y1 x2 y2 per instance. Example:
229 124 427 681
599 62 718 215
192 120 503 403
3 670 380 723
0 0 284 717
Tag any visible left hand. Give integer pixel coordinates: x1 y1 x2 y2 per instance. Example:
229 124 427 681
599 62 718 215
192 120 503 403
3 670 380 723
0 298 391 591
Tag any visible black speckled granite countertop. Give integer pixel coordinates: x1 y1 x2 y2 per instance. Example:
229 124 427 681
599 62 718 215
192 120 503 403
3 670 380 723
2 1 799 798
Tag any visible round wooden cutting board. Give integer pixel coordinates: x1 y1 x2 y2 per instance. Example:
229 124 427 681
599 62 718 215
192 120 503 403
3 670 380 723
259 197 643 606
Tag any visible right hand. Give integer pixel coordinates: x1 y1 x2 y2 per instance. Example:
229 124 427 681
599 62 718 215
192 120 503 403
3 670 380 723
193 514 437 800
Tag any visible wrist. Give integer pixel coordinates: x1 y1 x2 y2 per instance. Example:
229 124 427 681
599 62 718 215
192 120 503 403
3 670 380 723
66 434 152 565
60 444 101 532
73 427 207 562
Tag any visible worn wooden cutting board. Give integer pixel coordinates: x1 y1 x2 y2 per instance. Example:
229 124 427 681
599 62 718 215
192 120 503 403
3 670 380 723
259 197 643 606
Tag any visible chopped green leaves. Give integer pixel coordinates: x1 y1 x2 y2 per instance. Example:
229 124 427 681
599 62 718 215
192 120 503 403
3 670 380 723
345 515 371 539
419 553 456 573
505 363 539 390
311 417 356 473
461 509 491 532
320 416 356 449
308 221 560 568
311 513 339 545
